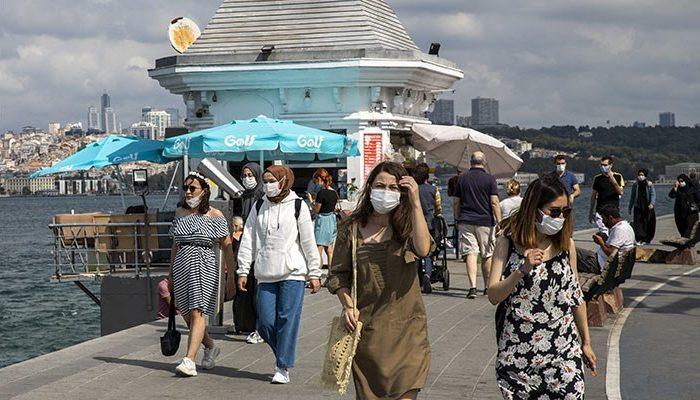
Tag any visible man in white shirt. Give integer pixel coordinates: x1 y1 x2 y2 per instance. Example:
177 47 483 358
577 204 635 274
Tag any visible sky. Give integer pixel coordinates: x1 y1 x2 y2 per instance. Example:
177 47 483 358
1 0 698 133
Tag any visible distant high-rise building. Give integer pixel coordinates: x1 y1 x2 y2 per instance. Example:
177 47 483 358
427 99 454 125
141 107 153 120
632 121 646 128
165 108 182 127
87 106 100 130
130 121 157 140
48 122 61 135
103 107 117 134
659 112 675 127
143 110 171 139
471 97 499 127
100 92 111 132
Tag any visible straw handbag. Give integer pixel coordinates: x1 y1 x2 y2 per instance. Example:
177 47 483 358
320 224 363 395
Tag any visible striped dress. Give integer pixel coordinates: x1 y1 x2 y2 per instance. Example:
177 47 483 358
170 213 229 316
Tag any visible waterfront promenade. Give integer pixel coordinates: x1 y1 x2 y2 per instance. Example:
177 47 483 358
0 216 697 399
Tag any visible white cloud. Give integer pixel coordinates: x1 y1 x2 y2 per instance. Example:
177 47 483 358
575 26 636 55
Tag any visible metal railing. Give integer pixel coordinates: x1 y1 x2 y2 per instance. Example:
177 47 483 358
48 221 173 282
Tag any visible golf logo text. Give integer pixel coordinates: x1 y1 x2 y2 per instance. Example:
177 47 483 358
224 135 257 148
172 138 190 151
296 135 324 149
112 153 138 163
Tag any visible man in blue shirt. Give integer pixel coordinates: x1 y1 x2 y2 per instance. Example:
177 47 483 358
555 155 581 203
455 152 502 299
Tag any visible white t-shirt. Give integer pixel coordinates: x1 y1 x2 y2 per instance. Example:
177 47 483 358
597 220 635 267
500 196 523 219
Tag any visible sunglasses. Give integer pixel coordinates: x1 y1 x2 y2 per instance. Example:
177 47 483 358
545 206 572 219
183 185 201 193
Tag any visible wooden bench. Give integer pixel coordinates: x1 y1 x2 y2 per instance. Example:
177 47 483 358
578 248 636 326
637 221 699 265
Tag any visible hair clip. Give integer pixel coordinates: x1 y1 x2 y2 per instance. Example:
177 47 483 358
188 171 206 180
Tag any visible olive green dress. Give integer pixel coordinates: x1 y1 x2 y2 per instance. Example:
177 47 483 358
327 224 431 400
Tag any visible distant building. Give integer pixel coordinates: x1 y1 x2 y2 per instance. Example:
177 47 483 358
5 176 55 194
100 92 111 132
141 107 153 120
665 162 700 178
143 110 171 139
632 121 646 128
659 112 675 127
427 99 454 125
130 121 157 140
165 108 182 127
578 131 593 138
103 107 118 134
500 138 532 155
456 115 470 127
48 122 61 135
87 106 100 130
471 97 499 127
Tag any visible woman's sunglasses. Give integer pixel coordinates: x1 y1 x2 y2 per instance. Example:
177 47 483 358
546 207 572 219
183 185 200 193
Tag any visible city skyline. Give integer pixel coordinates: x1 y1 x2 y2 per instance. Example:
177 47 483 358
0 0 699 132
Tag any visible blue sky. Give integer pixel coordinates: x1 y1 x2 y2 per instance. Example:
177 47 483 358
0 0 698 132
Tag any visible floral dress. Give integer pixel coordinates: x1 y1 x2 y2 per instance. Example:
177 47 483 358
496 238 585 399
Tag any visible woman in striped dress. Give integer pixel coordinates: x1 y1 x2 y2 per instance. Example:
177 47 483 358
169 171 237 377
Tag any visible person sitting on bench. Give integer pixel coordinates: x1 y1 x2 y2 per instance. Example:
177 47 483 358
577 204 635 274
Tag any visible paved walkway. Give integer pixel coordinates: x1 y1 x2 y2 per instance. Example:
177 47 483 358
0 217 696 399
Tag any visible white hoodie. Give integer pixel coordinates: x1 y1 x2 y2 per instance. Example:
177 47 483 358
237 191 322 283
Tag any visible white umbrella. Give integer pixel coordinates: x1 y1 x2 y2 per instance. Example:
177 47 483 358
411 124 522 178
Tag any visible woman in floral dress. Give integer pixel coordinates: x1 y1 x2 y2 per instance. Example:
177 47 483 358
488 175 597 399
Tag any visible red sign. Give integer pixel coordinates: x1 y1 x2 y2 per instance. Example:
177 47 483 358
363 132 383 180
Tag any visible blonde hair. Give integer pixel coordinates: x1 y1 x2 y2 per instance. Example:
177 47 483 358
232 216 244 232
506 179 521 196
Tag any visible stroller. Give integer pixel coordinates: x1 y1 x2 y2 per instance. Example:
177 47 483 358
417 215 450 293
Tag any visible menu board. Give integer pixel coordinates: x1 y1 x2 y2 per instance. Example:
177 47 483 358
363 132 384 180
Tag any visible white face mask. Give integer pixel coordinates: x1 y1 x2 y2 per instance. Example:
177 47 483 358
370 189 401 214
242 176 257 190
556 164 566 173
264 181 282 198
186 194 202 209
638 175 646 181
601 165 611 174
536 209 566 236
679 181 687 188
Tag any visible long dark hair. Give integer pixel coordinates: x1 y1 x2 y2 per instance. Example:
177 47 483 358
345 162 412 242
508 174 573 252
182 174 211 214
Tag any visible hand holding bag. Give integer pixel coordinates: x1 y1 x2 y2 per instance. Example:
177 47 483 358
160 291 181 356
320 223 363 395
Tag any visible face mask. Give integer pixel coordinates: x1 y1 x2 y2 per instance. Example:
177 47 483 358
264 181 282 198
370 189 401 214
679 181 687 188
600 165 610 174
536 209 565 236
242 176 257 190
556 164 566 173
186 194 202 208
638 175 646 181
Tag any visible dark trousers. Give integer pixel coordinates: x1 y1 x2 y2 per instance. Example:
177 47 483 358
576 248 601 274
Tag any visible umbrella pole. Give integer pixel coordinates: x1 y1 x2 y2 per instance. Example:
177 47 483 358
161 161 180 211
115 165 126 210
259 150 264 169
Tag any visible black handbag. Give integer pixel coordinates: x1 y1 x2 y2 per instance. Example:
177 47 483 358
160 292 181 356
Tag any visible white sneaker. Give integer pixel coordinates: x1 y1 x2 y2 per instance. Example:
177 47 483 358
271 367 290 384
175 357 197 377
201 346 220 370
246 331 265 344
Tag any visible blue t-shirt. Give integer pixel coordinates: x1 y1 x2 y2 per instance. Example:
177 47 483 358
557 170 579 195
456 168 498 226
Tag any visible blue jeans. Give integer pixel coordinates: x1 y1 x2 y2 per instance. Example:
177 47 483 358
256 280 305 369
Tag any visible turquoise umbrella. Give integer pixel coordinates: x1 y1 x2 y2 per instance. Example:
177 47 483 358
162 115 360 162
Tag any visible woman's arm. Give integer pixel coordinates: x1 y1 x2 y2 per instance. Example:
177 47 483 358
298 204 322 283
488 236 526 304
569 239 598 375
401 176 431 257
168 242 177 291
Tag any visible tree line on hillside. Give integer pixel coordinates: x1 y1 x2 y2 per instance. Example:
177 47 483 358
479 125 700 180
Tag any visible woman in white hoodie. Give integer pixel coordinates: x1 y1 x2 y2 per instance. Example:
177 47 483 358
237 165 322 384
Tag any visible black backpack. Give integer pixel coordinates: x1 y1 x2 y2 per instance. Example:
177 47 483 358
255 198 303 220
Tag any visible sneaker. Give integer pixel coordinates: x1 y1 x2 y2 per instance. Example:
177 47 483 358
483 288 488 296
201 346 220 370
175 357 197 377
467 288 477 299
271 367 290 384
247 331 265 344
